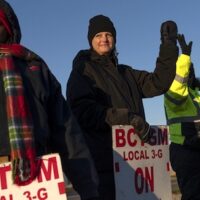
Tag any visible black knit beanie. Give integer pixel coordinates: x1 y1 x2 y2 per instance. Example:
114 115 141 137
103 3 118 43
87 15 116 46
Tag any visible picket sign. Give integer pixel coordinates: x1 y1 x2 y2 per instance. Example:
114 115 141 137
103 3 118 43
112 125 172 200
0 153 67 200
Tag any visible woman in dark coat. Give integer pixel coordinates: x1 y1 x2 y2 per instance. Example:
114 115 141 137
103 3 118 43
0 1 99 199
67 15 179 199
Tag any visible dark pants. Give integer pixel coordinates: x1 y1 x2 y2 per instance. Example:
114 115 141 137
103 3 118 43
98 171 116 200
170 143 200 200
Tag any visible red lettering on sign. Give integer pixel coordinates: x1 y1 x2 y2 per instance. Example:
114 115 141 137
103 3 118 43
123 150 150 161
115 128 137 147
37 188 48 199
135 166 154 194
116 127 168 148
115 129 126 147
158 128 168 145
127 128 137 147
166 162 170 172
58 182 66 194
149 127 168 146
145 166 154 192
123 151 133 161
37 157 59 182
0 165 11 190
0 195 13 200
135 168 143 194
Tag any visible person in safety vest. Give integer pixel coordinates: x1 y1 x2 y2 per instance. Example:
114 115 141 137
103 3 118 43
164 34 200 199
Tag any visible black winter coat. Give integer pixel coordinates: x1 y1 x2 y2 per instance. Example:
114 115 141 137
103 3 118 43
0 1 99 199
0 55 98 199
67 44 178 172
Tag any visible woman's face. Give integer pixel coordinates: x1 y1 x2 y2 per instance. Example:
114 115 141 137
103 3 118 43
0 21 9 44
91 31 115 55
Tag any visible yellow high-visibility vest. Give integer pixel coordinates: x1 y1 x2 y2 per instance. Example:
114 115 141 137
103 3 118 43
164 54 200 144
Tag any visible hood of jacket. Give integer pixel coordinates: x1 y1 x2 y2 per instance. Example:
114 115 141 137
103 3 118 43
72 49 91 70
0 0 21 43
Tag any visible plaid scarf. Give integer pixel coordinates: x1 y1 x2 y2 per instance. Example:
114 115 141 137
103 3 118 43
0 44 39 185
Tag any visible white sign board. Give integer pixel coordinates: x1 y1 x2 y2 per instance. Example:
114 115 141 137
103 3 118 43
0 153 67 200
112 125 172 200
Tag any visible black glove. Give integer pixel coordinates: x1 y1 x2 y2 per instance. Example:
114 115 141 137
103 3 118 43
130 115 151 142
83 198 99 200
177 34 193 56
160 20 178 45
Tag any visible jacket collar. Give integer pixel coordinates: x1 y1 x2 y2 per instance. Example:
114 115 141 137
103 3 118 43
90 50 118 67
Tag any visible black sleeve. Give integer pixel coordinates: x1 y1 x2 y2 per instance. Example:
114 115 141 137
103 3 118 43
45 68 99 200
61 104 99 200
131 43 179 98
67 69 132 130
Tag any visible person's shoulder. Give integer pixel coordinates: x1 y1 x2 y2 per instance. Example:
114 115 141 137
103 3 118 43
72 49 91 71
118 64 131 68
25 48 50 73
118 63 135 72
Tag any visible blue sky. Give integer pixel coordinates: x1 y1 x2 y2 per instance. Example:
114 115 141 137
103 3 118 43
8 0 200 125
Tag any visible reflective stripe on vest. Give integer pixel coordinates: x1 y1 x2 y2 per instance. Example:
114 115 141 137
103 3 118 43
166 88 200 125
175 74 188 84
165 93 187 106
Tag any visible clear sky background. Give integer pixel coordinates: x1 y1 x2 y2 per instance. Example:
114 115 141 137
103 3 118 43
8 0 200 125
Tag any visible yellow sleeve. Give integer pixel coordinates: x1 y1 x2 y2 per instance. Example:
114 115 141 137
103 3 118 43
168 54 191 98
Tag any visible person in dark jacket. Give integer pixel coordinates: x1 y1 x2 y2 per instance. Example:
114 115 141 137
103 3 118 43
0 1 99 199
66 14 179 199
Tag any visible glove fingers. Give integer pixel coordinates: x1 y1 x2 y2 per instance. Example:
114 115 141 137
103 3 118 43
178 33 192 55
131 117 150 142
177 34 185 46
177 35 182 45
131 118 143 131
138 123 150 142
161 20 178 44
188 41 193 49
